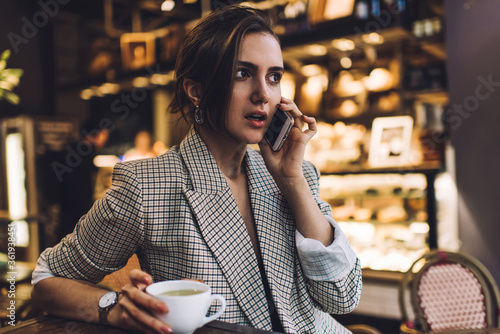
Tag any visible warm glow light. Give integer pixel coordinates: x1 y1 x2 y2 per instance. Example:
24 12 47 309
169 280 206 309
338 99 358 117
5 133 30 247
331 38 355 51
363 68 393 91
305 44 327 56
340 56 352 68
304 74 328 95
90 85 103 97
301 64 323 77
362 32 384 45
10 220 30 247
410 222 430 234
281 72 296 99
301 74 328 115
161 0 175 11
93 155 120 168
150 73 171 86
133 76 150 87
344 81 365 95
6 133 28 219
80 88 94 100
324 0 355 20
98 82 121 95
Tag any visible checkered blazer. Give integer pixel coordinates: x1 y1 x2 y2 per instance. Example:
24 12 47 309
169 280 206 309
46 128 362 333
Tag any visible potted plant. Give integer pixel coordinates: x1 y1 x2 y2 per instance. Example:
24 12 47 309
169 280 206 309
0 49 23 105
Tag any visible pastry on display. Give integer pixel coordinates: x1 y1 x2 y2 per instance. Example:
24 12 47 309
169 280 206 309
377 205 408 223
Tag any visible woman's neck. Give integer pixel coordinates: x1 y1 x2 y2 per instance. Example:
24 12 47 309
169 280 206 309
198 127 247 180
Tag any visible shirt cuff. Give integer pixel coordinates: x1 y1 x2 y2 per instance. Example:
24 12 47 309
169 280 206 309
296 216 357 281
31 248 56 285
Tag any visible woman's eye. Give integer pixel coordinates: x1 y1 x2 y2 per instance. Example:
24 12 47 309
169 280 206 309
236 69 249 78
268 73 282 83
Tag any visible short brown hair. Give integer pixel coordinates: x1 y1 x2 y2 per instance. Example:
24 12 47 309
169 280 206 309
168 5 279 134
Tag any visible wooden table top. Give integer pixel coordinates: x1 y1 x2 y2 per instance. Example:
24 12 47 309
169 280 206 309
0 315 278 333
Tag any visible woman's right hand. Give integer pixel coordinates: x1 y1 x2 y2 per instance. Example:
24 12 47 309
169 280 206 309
108 269 172 334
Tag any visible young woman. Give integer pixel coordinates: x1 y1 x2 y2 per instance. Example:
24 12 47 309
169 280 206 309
31 5 362 334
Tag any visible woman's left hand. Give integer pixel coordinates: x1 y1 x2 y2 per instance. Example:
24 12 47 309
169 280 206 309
259 97 317 182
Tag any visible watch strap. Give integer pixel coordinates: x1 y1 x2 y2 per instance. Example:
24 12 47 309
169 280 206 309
98 291 121 325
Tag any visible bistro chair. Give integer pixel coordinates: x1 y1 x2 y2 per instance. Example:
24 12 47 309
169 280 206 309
100 254 141 291
346 324 383 334
399 250 500 333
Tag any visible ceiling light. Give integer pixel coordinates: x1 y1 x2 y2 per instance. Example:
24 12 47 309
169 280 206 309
161 0 175 12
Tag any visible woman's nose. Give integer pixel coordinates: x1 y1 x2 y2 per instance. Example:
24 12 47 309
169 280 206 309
251 77 270 104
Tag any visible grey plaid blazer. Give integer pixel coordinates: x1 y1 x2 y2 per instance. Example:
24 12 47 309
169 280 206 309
46 128 362 333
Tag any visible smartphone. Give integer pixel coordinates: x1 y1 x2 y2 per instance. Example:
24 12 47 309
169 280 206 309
264 107 293 152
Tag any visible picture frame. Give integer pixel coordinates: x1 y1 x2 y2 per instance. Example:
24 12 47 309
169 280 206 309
368 116 414 167
120 32 156 71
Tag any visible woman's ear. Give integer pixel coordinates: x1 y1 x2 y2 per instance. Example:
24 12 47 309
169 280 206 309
183 78 202 106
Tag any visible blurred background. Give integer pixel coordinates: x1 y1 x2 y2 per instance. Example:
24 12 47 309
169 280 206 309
1 0 499 331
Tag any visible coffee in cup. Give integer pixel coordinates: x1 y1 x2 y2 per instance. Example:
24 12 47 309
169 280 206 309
146 280 226 334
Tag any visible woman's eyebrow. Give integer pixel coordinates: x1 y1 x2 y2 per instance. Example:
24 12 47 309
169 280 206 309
237 61 284 73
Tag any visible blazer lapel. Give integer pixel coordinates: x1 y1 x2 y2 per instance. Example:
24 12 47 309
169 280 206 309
180 129 272 329
245 149 297 330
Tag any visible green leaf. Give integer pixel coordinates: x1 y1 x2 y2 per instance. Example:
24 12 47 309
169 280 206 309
1 50 11 62
0 81 14 91
0 60 5 71
2 68 23 78
3 90 20 105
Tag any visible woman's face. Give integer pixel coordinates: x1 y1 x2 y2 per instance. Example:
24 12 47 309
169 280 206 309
225 32 284 146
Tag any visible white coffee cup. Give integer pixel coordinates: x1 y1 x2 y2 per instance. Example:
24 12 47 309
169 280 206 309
146 280 226 334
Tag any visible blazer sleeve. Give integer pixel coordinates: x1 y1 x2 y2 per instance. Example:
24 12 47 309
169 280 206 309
45 162 145 284
300 161 363 315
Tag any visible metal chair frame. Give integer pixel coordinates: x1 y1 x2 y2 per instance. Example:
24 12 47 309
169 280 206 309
346 324 383 334
399 250 500 333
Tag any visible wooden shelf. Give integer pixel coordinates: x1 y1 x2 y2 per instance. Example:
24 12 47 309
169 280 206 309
405 89 448 105
319 160 443 175
362 268 405 283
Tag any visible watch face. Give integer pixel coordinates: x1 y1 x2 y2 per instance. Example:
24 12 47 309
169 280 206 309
99 292 117 308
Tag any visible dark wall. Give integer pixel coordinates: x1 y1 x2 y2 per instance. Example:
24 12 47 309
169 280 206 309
0 0 55 117
445 0 500 285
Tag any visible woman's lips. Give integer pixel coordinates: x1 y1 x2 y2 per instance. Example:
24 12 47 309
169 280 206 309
245 112 267 128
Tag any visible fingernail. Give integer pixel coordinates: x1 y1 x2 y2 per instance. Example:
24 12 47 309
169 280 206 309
161 325 173 333
157 303 167 313
144 276 151 283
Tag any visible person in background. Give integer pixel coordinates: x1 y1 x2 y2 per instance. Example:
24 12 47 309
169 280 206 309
38 120 109 244
121 129 156 162
31 5 362 333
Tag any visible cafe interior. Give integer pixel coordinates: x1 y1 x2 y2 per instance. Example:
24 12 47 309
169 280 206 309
0 0 500 333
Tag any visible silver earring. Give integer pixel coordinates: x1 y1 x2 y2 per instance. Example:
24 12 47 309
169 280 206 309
194 105 204 124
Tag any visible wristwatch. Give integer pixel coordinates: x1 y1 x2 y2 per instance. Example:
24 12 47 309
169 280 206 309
98 291 121 325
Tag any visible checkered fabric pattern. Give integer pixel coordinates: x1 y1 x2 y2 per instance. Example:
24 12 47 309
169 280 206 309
418 263 487 332
45 128 362 333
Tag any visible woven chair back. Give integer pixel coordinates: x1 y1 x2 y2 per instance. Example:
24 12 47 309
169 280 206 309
399 250 500 333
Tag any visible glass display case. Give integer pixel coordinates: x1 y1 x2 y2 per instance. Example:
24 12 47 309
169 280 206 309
320 171 433 273
277 0 453 276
